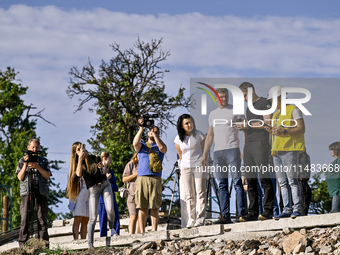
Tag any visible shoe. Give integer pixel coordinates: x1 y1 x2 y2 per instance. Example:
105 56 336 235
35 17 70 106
239 214 258 222
259 212 273 221
194 222 204 227
273 212 291 220
111 229 118 236
186 222 195 229
213 215 232 225
233 215 241 223
291 211 301 219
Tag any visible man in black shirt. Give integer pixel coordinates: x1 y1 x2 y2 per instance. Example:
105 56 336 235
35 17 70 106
235 82 274 221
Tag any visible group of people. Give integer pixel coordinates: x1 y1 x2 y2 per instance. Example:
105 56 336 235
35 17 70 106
15 83 340 248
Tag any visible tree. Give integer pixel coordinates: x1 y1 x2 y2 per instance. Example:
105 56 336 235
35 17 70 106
67 38 190 213
309 172 332 214
0 67 64 227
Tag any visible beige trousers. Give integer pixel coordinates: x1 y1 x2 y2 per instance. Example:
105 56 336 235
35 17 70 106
180 167 207 226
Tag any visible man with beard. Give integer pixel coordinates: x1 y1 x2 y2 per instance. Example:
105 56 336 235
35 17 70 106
133 119 167 233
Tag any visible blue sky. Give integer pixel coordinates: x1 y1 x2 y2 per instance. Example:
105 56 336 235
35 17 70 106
1 1 339 216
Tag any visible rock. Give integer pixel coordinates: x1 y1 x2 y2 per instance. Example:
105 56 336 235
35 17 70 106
305 246 313 253
259 243 269 250
161 248 170 254
215 238 223 243
293 243 305 254
268 247 283 255
332 234 339 241
198 250 215 255
319 245 333 254
300 228 307 235
249 249 258 255
142 249 155 255
154 240 165 247
282 231 307 254
334 248 340 255
180 240 192 247
139 242 155 251
191 245 205 254
283 227 294 235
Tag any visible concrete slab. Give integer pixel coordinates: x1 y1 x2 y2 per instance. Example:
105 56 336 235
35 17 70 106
224 213 340 233
179 224 223 238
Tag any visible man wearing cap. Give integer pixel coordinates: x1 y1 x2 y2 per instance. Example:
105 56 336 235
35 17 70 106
264 86 305 219
235 82 274 222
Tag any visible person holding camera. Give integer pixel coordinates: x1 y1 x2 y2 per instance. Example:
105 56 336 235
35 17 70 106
16 139 51 247
133 119 167 233
67 142 116 248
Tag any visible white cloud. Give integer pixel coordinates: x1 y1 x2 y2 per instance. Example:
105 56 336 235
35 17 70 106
0 5 339 214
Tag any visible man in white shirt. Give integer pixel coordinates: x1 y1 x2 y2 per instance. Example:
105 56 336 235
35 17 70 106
201 88 246 224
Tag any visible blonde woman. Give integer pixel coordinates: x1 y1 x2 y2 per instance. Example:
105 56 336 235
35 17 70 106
123 153 140 234
67 142 116 248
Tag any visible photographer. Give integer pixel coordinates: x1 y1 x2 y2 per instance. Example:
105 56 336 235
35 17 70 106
133 119 167 233
16 139 51 247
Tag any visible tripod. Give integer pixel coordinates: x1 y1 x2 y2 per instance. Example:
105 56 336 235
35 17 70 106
165 161 181 230
26 166 36 240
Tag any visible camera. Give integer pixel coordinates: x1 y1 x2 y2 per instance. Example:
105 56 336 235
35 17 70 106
24 150 41 163
81 143 86 150
141 114 159 128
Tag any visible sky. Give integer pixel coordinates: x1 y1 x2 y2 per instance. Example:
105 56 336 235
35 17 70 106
1 1 340 216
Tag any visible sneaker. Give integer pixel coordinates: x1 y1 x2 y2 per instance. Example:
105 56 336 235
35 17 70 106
291 211 301 219
194 222 204 227
187 222 195 229
273 212 291 220
213 215 232 225
239 214 258 222
233 215 242 223
111 229 118 236
259 212 273 221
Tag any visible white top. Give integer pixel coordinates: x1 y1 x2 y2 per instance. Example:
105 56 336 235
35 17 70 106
174 130 205 168
208 105 244 152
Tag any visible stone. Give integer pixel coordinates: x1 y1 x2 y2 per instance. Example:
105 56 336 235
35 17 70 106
154 240 165 247
305 246 313 252
139 242 155 251
191 245 205 254
142 249 155 255
292 243 305 254
283 227 293 235
215 238 223 243
249 249 258 255
282 231 307 254
300 228 307 235
268 247 283 255
319 245 333 254
332 234 339 241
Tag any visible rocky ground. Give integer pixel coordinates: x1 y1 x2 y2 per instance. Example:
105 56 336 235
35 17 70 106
2 225 340 255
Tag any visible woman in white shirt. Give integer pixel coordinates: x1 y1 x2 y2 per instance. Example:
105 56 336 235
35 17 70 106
174 114 207 228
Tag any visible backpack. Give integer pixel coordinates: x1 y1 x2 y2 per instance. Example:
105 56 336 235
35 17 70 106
146 142 163 173
298 151 311 181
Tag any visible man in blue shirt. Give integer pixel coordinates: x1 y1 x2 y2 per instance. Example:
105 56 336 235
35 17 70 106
133 119 167 233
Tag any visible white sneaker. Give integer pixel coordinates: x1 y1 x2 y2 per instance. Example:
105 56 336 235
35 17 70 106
186 222 195 229
111 229 118 236
194 222 204 227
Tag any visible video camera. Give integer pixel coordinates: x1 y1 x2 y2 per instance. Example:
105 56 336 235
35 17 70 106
24 150 41 163
141 114 159 128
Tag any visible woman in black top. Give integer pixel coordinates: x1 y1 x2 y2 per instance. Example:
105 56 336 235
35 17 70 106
67 142 116 248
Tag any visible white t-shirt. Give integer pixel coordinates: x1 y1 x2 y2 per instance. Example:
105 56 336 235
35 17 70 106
208 105 244 152
174 130 205 168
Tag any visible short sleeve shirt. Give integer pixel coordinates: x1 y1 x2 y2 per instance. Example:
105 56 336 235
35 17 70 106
16 156 52 186
137 142 164 177
123 161 138 196
208 105 244 151
174 130 205 168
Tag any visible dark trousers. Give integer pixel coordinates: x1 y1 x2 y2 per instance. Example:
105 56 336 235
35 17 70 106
244 140 274 216
299 179 311 216
19 191 49 246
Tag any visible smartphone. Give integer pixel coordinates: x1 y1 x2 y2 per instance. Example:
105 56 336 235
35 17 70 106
263 123 272 129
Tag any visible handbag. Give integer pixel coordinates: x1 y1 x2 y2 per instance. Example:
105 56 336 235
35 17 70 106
119 185 129 198
146 142 163 173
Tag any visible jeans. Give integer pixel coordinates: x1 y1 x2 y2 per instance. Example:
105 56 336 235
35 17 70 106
244 140 274 216
214 148 245 218
274 151 301 214
87 180 115 247
332 196 340 213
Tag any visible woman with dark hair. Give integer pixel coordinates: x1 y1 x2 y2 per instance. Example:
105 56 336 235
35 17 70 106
67 142 116 248
326 142 340 213
174 114 207 228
